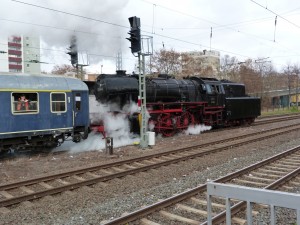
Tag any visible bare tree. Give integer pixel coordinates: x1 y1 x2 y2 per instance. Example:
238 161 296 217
218 55 240 81
150 49 181 76
51 64 77 75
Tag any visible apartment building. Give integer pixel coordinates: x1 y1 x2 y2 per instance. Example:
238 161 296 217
0 35 41 74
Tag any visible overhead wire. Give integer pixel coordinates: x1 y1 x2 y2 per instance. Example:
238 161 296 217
9 0 253 59
0 18 124 39
250 0 300 29
0 42 136 62
11 0 129 29
8 0 300 66
141 0 300 63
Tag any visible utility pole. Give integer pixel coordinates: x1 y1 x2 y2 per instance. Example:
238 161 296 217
296 72 299 109
254 58 271 108
127 16 153 149
116 51 122 71
288 71 291 109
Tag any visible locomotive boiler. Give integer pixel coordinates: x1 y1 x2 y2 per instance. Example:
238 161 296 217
93 72 261 136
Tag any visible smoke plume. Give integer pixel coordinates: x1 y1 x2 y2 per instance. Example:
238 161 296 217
0 0 130 65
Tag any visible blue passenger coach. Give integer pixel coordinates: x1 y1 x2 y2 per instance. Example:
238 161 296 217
0 73 90 152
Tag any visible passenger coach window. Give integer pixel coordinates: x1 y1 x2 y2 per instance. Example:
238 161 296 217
51 93 66 112
75 93 81 110
12 92 38 114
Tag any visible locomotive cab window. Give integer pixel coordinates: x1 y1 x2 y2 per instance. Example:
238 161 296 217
205 84 212 94
51 93 66 113
12 92 38 114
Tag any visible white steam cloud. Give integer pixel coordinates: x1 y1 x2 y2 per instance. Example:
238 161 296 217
55 96 139 153
185 124 211 135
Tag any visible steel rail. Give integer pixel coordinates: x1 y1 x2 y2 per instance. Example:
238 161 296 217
0 124 299 210
254 114 300 125
103 145 300 225
1 125 299 208
205 166 300 225
1 123 298 191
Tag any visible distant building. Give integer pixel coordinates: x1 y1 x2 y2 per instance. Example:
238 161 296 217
182 50 220 75
0 35 41 74
84 73 98 81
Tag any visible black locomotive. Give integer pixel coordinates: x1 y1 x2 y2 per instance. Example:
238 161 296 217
93 71 261 136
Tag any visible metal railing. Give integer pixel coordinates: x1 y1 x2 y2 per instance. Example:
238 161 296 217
206 182 300 225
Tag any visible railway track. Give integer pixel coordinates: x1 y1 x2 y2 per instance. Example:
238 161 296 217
254 114 300 126
257 112 300 120
0 113 297 162
0 123 300 213
104 144 300 225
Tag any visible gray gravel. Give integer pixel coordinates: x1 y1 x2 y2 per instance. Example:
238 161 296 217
1 122 300 225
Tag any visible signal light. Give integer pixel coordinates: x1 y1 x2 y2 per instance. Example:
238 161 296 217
67 50 78 66
127 16 141 54
67 35 78 67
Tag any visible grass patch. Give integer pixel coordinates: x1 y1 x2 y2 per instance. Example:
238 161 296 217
261 107 299 116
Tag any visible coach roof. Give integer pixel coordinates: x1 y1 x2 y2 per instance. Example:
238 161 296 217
0 73 88 91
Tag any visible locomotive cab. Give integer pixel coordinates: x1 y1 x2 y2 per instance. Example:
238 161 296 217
191 77 225 107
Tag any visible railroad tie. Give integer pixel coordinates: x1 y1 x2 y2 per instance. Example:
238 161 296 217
159 210 200 225
232 179 266 187
111 167 125 172
281 185 296 191
20 186 34 194
140 218 161 225
132 162 145 167
143 160 157 164
19 186 35 207
99 169 113 174
39 182 53 189
190 197 226 210
265 165 294 171
0 191 13 199
286 156 300 161
258 168 287 175
176 203 211 216
177 151 194 156
288 181 300 186
279 160 300 166
0 207 10 214
250 171 281 179
160 155 176 160
150 158 164 163
122 164 137 169
244 175 274 182
86 172 100 178
72 175 86 181
190 197 259 216
273 163 299 169
56 179 70 185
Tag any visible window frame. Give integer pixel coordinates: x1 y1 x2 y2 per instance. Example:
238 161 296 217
11 92 39 115
50 92 67 113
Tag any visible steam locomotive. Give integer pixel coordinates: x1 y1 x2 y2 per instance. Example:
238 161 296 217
93 71 261 136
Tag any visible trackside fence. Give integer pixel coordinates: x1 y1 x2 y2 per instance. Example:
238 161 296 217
206 182 300 225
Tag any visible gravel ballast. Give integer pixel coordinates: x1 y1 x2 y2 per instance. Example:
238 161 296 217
1 120 300 224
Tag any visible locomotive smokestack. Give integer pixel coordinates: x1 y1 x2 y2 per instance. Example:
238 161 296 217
116 70 126 76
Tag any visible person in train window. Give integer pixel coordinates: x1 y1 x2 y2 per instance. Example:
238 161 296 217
17 94 29 111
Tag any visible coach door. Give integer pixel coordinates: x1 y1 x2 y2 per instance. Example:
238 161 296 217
73 92 85 127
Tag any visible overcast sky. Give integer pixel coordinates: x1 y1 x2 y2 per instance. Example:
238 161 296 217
1 0 300 73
